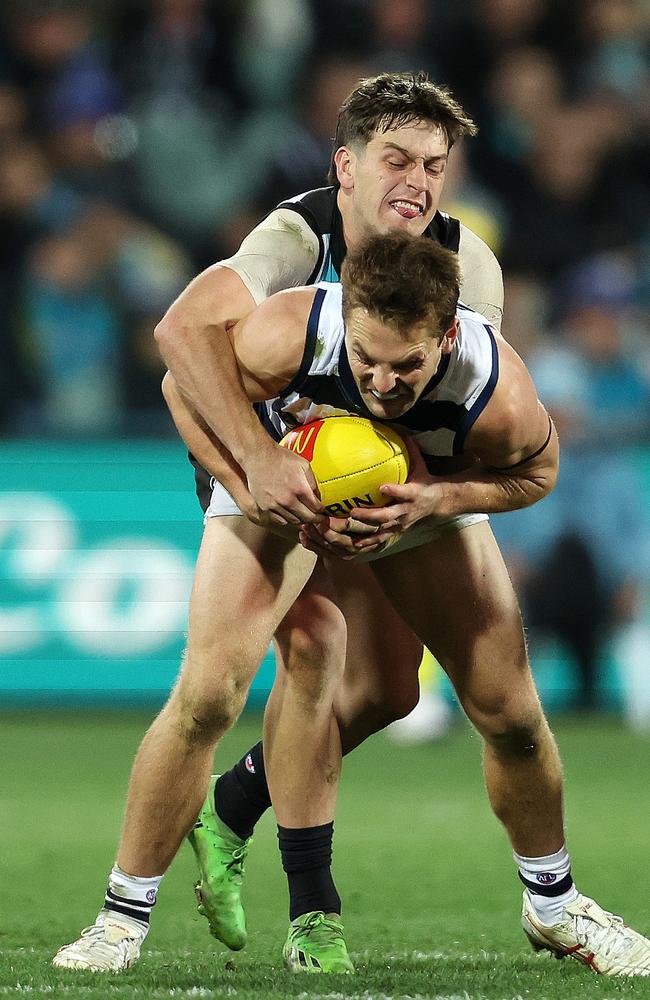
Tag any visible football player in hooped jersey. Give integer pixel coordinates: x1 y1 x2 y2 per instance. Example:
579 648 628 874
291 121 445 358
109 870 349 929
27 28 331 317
164 234 650 976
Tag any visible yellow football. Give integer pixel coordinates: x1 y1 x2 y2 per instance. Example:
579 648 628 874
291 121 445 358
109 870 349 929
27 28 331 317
279 415 409 517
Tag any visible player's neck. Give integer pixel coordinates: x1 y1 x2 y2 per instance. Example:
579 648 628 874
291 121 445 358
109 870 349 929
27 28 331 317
336 188 365 253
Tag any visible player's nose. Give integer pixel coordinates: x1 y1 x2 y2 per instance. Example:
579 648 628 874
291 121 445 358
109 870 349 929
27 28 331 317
405 160 427 191
371 368 397 394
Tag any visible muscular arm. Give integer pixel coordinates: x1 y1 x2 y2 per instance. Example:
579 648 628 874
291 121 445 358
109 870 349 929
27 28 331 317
426 335 558 516
154 210 323 520
154 213 316 465
344 336 558 547
163 289 326 524
161 372 253 515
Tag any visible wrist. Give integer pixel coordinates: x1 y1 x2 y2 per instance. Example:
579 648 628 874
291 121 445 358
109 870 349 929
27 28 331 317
238 433 279 472
431 481 464 519
229 417 276 466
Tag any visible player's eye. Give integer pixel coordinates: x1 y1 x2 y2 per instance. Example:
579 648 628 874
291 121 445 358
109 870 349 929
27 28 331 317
387 159 407 169
395 359 424 374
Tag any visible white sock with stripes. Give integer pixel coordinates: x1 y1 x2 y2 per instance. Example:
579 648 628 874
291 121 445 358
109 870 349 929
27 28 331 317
104 866 163 926
515 845 579 926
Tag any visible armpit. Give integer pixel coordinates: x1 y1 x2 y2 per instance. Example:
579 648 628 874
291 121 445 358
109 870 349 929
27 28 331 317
219 209 320 304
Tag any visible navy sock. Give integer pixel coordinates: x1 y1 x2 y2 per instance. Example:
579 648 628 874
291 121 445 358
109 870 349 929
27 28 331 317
214 742 271 840
278 822 341 921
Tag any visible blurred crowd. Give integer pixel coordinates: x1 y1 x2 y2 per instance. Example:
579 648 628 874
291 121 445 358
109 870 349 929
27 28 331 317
0 0 649 711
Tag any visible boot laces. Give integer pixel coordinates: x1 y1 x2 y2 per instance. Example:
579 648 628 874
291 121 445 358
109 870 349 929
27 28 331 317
571 909 634 960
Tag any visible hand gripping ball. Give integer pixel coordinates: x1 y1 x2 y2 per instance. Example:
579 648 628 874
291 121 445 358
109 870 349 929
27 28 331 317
280 415 409 517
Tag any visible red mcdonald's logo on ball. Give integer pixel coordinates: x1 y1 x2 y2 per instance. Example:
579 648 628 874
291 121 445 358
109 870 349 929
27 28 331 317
280 419 325 463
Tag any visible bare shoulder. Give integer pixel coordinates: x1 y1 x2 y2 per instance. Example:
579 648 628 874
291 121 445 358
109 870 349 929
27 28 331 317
467 331 546 464
240 286 318 342
261 286 319 324
232 287 319 399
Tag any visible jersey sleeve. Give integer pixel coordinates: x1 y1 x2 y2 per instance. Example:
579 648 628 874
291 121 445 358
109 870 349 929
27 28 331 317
218 208 321 305
457 224 504 331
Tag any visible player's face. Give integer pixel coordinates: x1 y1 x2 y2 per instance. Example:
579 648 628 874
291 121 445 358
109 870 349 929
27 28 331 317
337 121 449 246
346 307 457 419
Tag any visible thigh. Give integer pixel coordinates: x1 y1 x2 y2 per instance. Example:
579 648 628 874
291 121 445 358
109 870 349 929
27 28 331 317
180 515 316 698
370 520 533 718
273 559 347 673
326 557 423 713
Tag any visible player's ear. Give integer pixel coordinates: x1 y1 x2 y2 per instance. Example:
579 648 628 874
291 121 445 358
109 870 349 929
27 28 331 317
440 318 458 354
334 146 355 190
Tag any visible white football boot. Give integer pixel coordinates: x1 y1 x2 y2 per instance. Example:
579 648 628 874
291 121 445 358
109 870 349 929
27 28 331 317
522 891 650 976
53 909 148 972
387 689 451 744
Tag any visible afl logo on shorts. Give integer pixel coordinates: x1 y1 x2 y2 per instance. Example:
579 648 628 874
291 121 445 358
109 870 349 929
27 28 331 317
536 872 557 884
245 753 256 774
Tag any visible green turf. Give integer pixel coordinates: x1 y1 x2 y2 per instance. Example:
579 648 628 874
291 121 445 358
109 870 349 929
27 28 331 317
2 711 650 999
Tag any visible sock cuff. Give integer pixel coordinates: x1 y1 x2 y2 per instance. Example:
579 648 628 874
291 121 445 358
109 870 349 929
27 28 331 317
112 866 164 888
278 822 334 845
278 823 334 875
109 867 163 909
106 867 163 924
513 845 569 873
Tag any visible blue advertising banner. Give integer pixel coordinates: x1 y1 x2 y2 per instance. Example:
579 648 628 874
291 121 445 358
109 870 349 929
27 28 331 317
2 440 650 712
0 441 275 705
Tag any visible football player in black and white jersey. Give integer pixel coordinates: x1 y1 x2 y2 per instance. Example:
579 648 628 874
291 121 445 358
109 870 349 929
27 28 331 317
54 71 505 975
55 73 649 979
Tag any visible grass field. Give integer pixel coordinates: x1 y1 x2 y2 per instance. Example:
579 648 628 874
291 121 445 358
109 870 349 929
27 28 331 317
2 711 650 1000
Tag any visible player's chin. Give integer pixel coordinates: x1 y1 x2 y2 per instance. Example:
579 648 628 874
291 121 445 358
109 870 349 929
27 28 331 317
389 203 434 229
383 212 427 235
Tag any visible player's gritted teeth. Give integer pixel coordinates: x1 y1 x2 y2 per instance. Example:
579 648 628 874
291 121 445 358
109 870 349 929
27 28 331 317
362 384 413 416
389 199 424 220
370 388 402 400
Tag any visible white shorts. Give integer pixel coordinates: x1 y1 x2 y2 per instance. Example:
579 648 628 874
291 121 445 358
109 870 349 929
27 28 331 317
204 481 488 562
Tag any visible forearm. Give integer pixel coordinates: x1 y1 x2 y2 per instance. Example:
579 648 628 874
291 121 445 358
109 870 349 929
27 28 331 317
161 373 251 510
434 461 556 517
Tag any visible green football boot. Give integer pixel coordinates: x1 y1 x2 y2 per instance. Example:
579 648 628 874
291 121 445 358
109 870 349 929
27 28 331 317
187 775 251 951
283 911 354 974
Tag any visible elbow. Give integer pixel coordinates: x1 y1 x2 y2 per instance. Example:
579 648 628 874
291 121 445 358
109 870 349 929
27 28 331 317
154 302 195 363
529 462 558 505
161 370 173 405
153 308 176 359
546 461 559 495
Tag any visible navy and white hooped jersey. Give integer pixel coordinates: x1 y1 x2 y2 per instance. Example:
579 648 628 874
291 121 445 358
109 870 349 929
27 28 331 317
259 283 499 463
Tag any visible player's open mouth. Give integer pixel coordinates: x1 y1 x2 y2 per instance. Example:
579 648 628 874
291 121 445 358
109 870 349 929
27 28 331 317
389 200 424 220
370 388 402 400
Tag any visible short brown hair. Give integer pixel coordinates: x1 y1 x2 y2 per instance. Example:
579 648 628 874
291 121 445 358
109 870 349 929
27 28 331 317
328 71 477 186
341 233 461 338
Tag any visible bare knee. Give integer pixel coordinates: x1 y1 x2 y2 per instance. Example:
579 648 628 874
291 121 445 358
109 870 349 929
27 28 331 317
375 683 420 726
338 679 419 752
276 597 347 696
463 689 547 760
486 712 546 759
167 671 249 747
